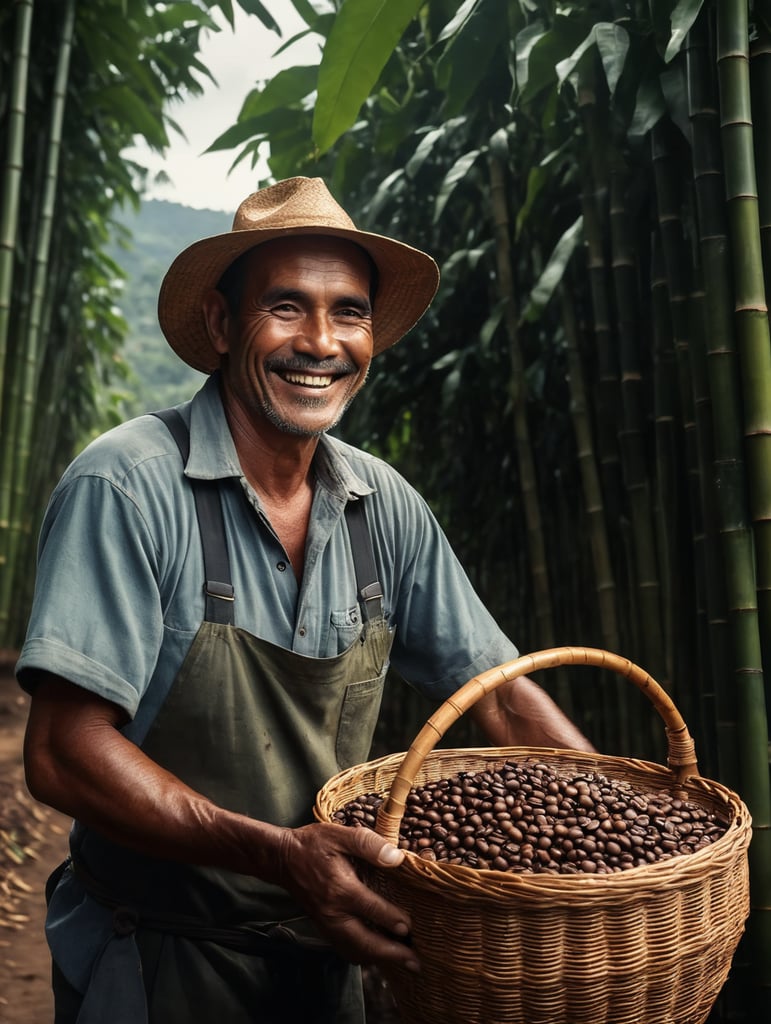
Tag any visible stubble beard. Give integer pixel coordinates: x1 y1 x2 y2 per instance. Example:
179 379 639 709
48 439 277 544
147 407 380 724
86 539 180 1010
259 368 369 438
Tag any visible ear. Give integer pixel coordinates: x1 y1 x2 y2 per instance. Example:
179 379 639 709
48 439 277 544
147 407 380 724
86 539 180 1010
202 289 233 355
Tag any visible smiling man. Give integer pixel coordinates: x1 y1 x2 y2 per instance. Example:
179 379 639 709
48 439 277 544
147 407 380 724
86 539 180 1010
17 177 593 1024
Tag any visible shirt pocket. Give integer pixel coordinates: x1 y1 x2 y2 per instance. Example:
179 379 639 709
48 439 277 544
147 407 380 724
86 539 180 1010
329 606 363 652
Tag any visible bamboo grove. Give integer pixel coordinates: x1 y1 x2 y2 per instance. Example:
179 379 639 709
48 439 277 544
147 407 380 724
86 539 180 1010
0 0 277 647
1 0 770 1018
212 0 771 1016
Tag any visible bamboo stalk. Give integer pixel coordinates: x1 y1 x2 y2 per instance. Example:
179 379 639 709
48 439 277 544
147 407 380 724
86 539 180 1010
488 154 574 718
686 6 744 789
750 17 771 306
608 161 668 704
651 120 727 776
0 0 76 638
560 284 621 659
0 0 33 423
716 0 771 1004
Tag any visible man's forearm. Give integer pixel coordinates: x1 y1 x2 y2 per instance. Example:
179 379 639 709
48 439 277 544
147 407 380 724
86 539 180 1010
469 675 596 752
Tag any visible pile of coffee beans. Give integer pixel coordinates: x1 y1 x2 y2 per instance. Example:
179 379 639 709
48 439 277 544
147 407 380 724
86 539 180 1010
332 759 728 874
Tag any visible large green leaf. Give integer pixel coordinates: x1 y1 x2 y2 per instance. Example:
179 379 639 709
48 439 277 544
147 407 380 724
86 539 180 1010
238 66 318 119
556 23 630 97
515 15 588 104
435 0 506 117
627 70 666 139
312 0 423 154
405 117 466 179
433 149 482 223
664 0 706 62
520 215 583 323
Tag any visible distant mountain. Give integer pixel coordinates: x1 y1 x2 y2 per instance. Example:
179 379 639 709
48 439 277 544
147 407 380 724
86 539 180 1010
109 200 231 415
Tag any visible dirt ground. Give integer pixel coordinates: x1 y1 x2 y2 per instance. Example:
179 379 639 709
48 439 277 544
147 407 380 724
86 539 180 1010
0 653 399 1023
0 652 70 1024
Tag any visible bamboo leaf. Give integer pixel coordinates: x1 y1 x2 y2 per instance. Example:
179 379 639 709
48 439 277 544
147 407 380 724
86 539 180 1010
234 0 282 34
238 66 318 119
479 303 504 353
312 0 423 153
435 0 504 116
367 168 406 221
665 0 706 63
433 149 482 222
514 20 547 95
515 16 589 103
628 72 667 139
435 0 477 45
521 215 584 322
100 85 168 148
205 117 267 152
556 23 630 97
405 126 445 179
405 118 465 179
156 2 219 31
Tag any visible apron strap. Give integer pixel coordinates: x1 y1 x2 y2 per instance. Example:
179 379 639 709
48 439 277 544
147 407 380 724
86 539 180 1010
151 409 235 625
344 500 384 622
151 408 383 625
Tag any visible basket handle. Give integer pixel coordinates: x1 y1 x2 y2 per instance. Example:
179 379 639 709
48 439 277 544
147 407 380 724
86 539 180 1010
375 646 699 845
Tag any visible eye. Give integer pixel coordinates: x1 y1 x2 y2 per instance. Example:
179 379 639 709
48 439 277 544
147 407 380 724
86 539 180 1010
271 302 301 317
336 304 371 320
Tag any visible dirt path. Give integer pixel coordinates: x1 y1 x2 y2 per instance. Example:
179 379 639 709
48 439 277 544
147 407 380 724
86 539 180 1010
0 654 70 1024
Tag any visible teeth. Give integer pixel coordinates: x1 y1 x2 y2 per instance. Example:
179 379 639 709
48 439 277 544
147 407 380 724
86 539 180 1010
284 372 334 388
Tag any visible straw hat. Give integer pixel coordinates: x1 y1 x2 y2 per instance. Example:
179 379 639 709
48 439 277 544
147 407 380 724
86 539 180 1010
158 177 440 374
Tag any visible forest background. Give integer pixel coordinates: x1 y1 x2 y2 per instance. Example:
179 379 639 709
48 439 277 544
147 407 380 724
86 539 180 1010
0 0 769 1020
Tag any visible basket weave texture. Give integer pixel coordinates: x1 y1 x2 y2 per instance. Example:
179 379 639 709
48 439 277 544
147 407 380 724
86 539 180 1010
314 647 752 1024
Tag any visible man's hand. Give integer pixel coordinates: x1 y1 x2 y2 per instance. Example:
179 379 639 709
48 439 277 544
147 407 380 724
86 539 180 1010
273 822 419 971
24 672 420 972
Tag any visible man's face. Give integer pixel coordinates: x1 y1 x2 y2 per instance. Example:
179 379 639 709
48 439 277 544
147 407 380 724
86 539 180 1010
215 235 374 439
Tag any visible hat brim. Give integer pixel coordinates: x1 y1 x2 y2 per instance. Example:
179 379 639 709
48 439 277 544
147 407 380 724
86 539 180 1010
157 225 440 374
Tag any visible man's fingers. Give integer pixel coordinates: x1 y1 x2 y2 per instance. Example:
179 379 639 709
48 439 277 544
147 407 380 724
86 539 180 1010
346 824 405 869
318 910 420 972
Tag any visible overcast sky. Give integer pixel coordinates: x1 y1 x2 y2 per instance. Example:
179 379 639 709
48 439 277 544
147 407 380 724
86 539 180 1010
126 3 321 212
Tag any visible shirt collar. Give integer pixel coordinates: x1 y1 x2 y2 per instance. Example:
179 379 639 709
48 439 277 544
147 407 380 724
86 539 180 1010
185 372 374 502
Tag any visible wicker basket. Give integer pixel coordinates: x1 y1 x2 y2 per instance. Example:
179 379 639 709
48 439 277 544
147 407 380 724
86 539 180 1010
314 647 752 1024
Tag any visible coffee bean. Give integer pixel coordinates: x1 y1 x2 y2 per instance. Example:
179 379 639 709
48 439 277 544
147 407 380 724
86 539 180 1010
334 760 727 875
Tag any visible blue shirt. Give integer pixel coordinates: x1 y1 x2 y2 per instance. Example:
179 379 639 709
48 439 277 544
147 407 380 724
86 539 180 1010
17 372 519 989
18 373 517 737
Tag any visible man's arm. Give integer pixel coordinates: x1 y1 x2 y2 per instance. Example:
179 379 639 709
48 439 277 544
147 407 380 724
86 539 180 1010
23 671 419 972
468 674 596 751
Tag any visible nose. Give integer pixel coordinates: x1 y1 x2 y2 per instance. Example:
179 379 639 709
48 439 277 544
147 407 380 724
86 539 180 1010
297 307 342 359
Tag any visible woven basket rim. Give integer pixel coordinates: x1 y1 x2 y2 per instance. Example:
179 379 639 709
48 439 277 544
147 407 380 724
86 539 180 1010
314 744 752 900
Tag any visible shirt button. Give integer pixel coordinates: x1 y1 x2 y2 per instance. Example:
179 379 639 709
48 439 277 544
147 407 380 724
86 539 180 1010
276 561 287 572
298 626 307 637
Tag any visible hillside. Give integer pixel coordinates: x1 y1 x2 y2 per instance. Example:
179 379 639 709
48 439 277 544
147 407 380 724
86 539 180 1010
109 199 231 414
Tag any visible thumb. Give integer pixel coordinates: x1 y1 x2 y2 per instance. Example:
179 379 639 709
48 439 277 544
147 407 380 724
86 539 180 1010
349 826 405 869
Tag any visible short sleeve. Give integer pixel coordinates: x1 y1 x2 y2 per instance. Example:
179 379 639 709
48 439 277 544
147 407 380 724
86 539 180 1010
373 475 519 700
16 473 164 717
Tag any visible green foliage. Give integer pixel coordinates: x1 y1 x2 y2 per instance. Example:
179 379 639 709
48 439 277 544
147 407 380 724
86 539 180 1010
212 4 771 1011
0 0 240 646
313 0 424 152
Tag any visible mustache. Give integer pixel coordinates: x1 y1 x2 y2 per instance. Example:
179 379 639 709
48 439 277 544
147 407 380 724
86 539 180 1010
264 355 358 375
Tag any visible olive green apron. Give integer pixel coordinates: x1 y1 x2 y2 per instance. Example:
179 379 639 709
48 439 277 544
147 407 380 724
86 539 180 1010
64 410 394 1024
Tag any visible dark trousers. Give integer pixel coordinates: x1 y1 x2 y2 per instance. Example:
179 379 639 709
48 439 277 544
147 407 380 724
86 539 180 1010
51 935 365 1024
